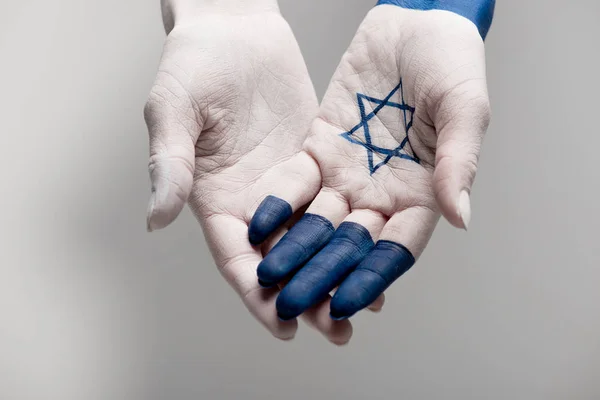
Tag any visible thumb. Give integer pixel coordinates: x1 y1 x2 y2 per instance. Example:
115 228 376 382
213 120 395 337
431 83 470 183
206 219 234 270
143 82 203 232
432 81 491 230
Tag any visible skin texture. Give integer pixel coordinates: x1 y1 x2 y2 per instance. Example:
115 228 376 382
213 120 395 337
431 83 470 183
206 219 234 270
252 6 492 321
144 3 391 343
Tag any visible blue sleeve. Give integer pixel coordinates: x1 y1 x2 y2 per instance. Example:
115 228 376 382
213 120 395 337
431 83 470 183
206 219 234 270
376 0 495 40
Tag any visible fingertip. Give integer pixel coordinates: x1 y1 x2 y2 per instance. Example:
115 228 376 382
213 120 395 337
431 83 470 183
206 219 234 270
146 192 184 232
146 195 156 233
331 241 416 319
367 294 385 313
329 336 351 347
257 252 291 288
437 189 470 231
458 190 471 230
256 213 336 286
146 157 194 232
276 222 376 320
277 334 296 342
328 319 353 345
276 290 309 322
248 196 293 245
272 319 298 341
432 148 476 231
256 259 280 288
433 185 465 230
330 268 388 320
239 281 298 341
330 291 362 322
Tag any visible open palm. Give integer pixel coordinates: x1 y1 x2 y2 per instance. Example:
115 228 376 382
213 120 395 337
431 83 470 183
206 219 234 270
252 6 492 321
144 9 360 342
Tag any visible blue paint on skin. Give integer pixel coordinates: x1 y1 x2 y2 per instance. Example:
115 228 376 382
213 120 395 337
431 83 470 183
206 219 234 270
257 214 335 288
341 80 419 175
248 196 293 246
376 0 495 40
257 279 272 288
276 222 375 321
330 240 415 320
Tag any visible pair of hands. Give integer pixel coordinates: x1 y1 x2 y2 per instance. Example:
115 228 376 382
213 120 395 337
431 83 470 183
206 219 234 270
144 0 492 344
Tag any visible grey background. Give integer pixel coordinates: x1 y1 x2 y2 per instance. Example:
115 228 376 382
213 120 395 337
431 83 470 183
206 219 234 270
1 0 599 399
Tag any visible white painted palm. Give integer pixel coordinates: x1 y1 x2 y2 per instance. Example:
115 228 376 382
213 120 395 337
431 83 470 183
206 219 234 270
144 8 357 343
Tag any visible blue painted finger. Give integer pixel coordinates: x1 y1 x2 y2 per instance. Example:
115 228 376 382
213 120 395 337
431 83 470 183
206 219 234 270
330 240 415 320
376 0 495 40
257 214 335 288
248 196 293 246
276 222 375 321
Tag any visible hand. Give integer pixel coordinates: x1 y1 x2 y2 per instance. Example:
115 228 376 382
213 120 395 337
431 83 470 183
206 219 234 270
252 5 492 321
144 2 360 343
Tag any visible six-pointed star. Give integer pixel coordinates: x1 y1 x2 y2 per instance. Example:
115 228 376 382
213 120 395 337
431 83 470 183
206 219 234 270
340 81 420 174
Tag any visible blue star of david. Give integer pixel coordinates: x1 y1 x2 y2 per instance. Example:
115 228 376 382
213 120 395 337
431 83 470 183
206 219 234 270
340 80 420 175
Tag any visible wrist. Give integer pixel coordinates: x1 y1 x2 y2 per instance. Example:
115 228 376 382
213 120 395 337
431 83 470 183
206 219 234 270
162 0 280 33
376 0 495 39
163 0 280 25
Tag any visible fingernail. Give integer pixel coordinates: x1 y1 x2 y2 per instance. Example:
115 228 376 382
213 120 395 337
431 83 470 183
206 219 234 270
458 190 471 230
146 193 157 233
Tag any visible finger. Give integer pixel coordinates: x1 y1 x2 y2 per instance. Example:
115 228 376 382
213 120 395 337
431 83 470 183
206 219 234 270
202 214 298 340
264 234 353 345
330 206 438 320
328 288 384 312
432 78 491 230
256 189 350 288
260 225 288 258
248 152 320 245
144 77 204 232
301 297 353 346
366 293 385 313
276 210 386 321
258 207 305 279
258 214 334 288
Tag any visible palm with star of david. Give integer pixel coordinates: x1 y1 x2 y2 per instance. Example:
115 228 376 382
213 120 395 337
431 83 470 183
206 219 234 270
340 81 420 175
